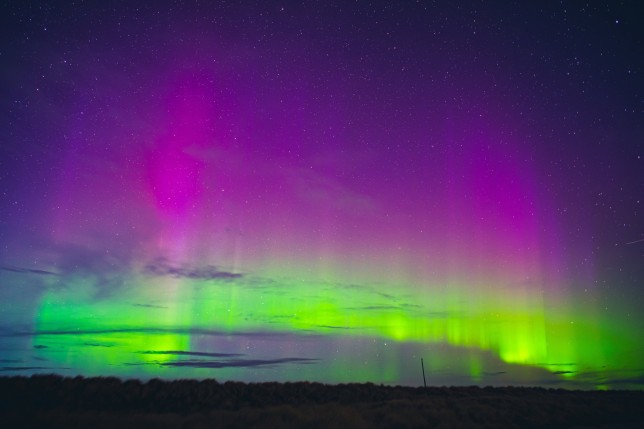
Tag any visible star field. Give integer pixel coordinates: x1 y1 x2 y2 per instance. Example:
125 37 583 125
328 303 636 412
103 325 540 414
0 1 642 388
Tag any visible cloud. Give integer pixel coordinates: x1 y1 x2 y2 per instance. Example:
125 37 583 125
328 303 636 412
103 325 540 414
52 243 132 277
0 366 70 372
143 257 242 280
317 325 353 330
0 265 59 276
2 327 319 340
158 357 319 369
338 283 396 300
138 350 243 358
290 168 376 215
570 369 644 386
345 305 451 319
604 374 644 385
345 304 433 312
347 305 402 311
533 368 644 388
535 363 577 367
132 303 168 309
25 241 137 297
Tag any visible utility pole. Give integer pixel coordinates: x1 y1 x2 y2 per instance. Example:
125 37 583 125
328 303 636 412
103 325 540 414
421 358 427 389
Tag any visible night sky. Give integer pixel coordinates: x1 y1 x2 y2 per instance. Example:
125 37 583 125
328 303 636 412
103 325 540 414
0 1 642 389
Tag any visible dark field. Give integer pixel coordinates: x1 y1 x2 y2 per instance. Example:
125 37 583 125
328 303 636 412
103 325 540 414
2 375 643 428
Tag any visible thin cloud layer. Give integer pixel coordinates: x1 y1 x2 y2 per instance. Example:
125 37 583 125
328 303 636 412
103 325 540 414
0 266 59 276
132 303 169 309
139 350 243 358
143 258 242 280
0 366 70 372
158 357 319 369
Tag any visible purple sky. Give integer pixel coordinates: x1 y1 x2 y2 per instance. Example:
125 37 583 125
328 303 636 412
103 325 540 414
0 1 642 387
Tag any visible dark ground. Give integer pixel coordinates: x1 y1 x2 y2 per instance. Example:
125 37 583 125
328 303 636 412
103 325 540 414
1 375 642 428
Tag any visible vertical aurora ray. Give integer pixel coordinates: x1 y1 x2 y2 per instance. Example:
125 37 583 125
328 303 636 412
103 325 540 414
20 100 641 388
31 263 639 386
25 108 642 387
2 2 642 390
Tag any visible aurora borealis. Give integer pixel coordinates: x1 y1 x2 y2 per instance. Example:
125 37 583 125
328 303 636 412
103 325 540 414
1 1 642 389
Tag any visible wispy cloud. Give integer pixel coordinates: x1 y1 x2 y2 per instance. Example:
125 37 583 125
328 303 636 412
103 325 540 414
138 350 243 358
158 357 319 369
132 303 168 309
346 305 401 311
571 369 644 386
290 168 377 215
0 366 70 372
338 283 396 300
317 325 353 330
345 305 451 319
143 257 242 280
0 265 58 276
604 374 644 385
2 327 320 340
482 371 506 376
27 241 137 297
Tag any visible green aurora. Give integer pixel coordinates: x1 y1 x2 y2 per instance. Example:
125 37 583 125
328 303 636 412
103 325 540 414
28 269 641 389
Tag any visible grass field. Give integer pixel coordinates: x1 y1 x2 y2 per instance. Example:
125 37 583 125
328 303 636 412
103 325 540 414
2 375 642 428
